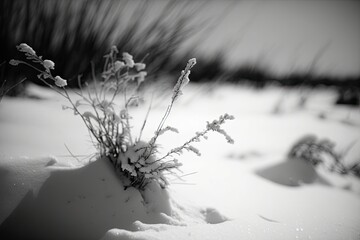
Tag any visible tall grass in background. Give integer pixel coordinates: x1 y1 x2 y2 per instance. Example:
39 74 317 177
1 0 358 99
112 1 203 81
1 0 114 89
0 0 203 95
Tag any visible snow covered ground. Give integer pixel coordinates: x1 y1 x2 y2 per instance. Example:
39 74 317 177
0 83 359 240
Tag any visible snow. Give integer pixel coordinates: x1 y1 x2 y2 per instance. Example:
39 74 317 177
0 83 359 239
0 156 180 240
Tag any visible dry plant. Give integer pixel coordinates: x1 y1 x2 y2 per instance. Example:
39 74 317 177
10 43 235 190
288 135 360 178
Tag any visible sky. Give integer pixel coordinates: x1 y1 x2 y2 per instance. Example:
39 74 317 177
180 1 360 76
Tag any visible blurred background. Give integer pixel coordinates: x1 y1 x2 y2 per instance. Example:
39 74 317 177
0 0 359 104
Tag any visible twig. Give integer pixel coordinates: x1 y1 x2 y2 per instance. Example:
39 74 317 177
0 77 27 102
138 95 153 142
64 143 82 163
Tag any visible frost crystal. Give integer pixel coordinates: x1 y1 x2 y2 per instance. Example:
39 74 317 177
206 114 235 144
114 60 125 72
135 71 147 85
17 43 36 55
9 59 20 66
158 126 179 135
188 58 197 66
135 63 146 71
182 71 190 87
123 52 135 68
54 76 67 87
43 60 55 70
187 145 201 156
172 58 196 101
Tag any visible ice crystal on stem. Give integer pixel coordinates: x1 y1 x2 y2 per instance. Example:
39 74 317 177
43 60 55 70
172 58 196 101
135 63 146 71
123 52 135 68
17 43 36 55
54 76 67 87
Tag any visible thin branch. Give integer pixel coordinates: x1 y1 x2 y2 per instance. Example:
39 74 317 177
0 77 27 101
64 143 82 163
138 96 153 142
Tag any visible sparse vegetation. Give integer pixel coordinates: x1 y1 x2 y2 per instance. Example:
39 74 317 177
288 135 360 178
10 43 234 191
0 0 201 94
